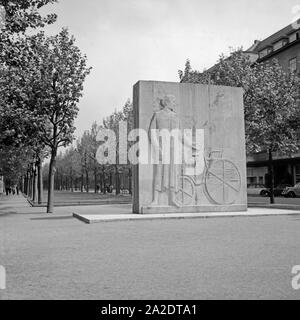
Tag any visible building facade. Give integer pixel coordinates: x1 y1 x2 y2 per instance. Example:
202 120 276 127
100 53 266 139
245 23 300 187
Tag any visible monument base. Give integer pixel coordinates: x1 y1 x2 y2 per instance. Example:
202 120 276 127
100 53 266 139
140 205 247 215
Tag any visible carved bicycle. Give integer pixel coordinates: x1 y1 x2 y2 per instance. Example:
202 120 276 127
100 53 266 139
174 151 241 206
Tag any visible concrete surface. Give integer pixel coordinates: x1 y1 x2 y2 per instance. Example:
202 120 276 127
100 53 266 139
73 206 300 224
1 194 300 300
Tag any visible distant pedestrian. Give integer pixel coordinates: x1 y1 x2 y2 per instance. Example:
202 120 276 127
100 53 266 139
5 187 9 196
16 186 19 195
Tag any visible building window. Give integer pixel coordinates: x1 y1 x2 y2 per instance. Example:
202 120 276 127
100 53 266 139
289 57 297 73
274 40 283 51
290 32 298 42
296 165 300 183
259 49 268 59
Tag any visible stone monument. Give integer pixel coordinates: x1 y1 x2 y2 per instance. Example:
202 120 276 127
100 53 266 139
133 81 247 214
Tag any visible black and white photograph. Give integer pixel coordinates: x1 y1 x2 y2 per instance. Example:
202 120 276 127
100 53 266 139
1 0 300 308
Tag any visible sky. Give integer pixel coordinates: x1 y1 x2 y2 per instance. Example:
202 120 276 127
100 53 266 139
41 0 300 139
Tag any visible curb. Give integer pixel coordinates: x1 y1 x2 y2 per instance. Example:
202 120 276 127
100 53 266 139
73 209 300 224
22 193 131 208
248 203 300 211
28 201 132 208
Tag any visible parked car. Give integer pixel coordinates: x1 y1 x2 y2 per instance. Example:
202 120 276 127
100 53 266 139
282 183 300 198
247 184 266 196
260 184 292 197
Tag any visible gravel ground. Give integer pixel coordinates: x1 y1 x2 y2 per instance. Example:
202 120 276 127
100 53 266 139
0 194 300 300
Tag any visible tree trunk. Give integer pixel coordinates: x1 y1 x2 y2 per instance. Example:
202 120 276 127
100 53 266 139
37 158 43 204
32 163 38 203
99 173 103 193
24 173 28 195
26 171 30 196
128 168 132 195
70 170 74 192
22 176 25 193
102 167 107 194
47 149 57 213
20 176 24 193
31 170 35 199
29 169 33 199
60 174 63 191
268 149 275 204
86 170 89 193
94 166 98 193
81 173 84 192
109 173 112 189
115 165 120 195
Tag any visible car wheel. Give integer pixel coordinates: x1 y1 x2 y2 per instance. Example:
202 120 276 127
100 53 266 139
260 190 269 197
288 191 296 198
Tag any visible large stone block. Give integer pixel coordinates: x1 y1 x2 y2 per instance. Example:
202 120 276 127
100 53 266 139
133 81 247 214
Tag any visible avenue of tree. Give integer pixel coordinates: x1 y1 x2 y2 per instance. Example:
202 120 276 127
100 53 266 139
0 0 91 212
43 100 134 197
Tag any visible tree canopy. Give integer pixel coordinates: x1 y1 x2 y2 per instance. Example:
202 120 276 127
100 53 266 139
179 51 300 203
179 50 300 155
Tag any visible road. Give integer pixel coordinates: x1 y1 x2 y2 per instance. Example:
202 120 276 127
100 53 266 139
0 195 300 300
248 196 300 205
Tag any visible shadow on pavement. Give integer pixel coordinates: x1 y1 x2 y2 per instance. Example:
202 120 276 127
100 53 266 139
30 216 74 221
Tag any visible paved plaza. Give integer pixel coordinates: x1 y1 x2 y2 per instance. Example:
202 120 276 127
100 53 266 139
1 194 300 300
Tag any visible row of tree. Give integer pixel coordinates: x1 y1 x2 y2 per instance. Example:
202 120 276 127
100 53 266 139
179 51 300 203
0 0 91 212
42 100 134 196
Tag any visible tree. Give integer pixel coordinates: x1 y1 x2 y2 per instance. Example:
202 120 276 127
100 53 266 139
0 0 57 34
77 131 94 193
25 29 91 213
89 122 101 193
0 145 32 190
180 51 300 203
245 60 300 203
0 33 51 204
0 0 57 198
101 99 134 195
